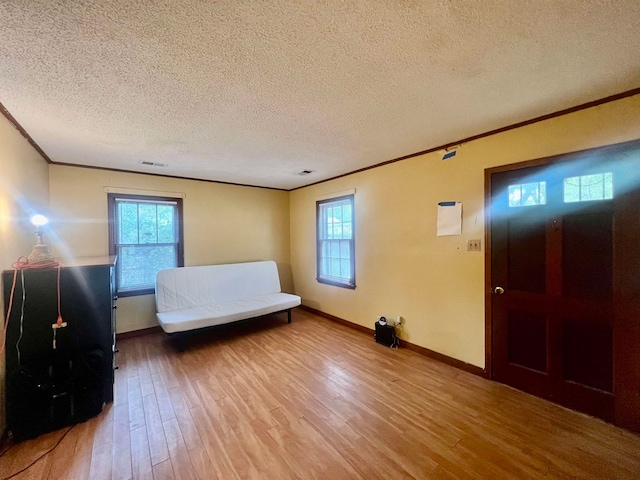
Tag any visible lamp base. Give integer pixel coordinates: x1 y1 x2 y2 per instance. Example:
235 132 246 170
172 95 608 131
28 244 54 264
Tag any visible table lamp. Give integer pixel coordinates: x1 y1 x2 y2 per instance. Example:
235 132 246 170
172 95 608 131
27 214 54 263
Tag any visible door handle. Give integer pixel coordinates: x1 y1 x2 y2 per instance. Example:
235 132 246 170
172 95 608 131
493 286 505 295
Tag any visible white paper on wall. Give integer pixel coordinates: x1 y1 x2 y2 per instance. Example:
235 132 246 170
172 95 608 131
436 202 462 236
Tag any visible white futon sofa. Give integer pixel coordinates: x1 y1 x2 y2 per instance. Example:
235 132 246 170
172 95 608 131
155 261 300 345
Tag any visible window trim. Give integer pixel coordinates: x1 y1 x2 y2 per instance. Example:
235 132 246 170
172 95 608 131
316 194 356 289
107 193 184 297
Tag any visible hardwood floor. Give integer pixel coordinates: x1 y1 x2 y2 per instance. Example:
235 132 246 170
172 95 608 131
1 309 639 479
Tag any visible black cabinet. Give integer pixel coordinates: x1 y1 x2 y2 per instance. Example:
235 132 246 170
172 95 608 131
2 257 116 440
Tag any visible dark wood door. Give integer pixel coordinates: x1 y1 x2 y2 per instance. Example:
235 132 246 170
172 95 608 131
487 140 640 432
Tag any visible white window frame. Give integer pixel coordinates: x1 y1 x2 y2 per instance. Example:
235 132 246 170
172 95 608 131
316 194 355 289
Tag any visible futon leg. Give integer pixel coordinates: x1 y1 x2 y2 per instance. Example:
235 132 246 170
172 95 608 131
287 309 291 324
173 333 187 352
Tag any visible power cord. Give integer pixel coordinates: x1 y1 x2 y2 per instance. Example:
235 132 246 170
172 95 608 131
0 426 74 480
391 323 402 349
0 439 15 459
16 270 25 365
1 257 63 360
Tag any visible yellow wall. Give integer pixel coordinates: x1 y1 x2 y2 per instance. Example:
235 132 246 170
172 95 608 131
0 114 51 432
289 95 640 368
48 165 291 333
2 93 639 410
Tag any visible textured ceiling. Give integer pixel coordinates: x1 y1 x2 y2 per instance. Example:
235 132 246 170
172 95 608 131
1 1 639 190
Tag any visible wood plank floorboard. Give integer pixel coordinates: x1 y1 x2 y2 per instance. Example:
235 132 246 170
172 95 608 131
1 309 639 479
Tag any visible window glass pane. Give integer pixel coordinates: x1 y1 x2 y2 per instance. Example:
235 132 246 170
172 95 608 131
318 207 325 239
332 214 341 238
334 205 342 223
118 245 176 289
564 177 580 203
343 204 352 222
331 258 340 277
581 174 602 201
138 203 158 244
522 182 541 206
330 240 340 258
604 172 613 198
508 182 546 207
564 173 613 203
508 185 521 207
116 203 123 243
119 202 139 244
326 206 333 239
340 240 350 259
322 258 330 276
157 205 175 243
340 259 350 279
342 221 352 239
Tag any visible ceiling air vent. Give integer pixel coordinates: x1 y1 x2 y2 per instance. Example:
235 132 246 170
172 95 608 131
139 160 168 168
298 169 315 176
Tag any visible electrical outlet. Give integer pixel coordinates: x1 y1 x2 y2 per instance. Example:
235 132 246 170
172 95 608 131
467 239 481 252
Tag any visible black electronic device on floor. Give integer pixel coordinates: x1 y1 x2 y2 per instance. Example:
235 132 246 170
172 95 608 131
375 318 398 348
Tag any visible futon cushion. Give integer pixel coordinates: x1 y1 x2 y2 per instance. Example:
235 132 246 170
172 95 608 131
156 292 300 333
155 260 301 334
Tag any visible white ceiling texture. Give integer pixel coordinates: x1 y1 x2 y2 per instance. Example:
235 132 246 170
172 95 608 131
1 1 639 190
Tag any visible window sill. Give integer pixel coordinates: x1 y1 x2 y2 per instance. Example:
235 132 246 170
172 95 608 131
317 277 356 289
117 287 155 297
